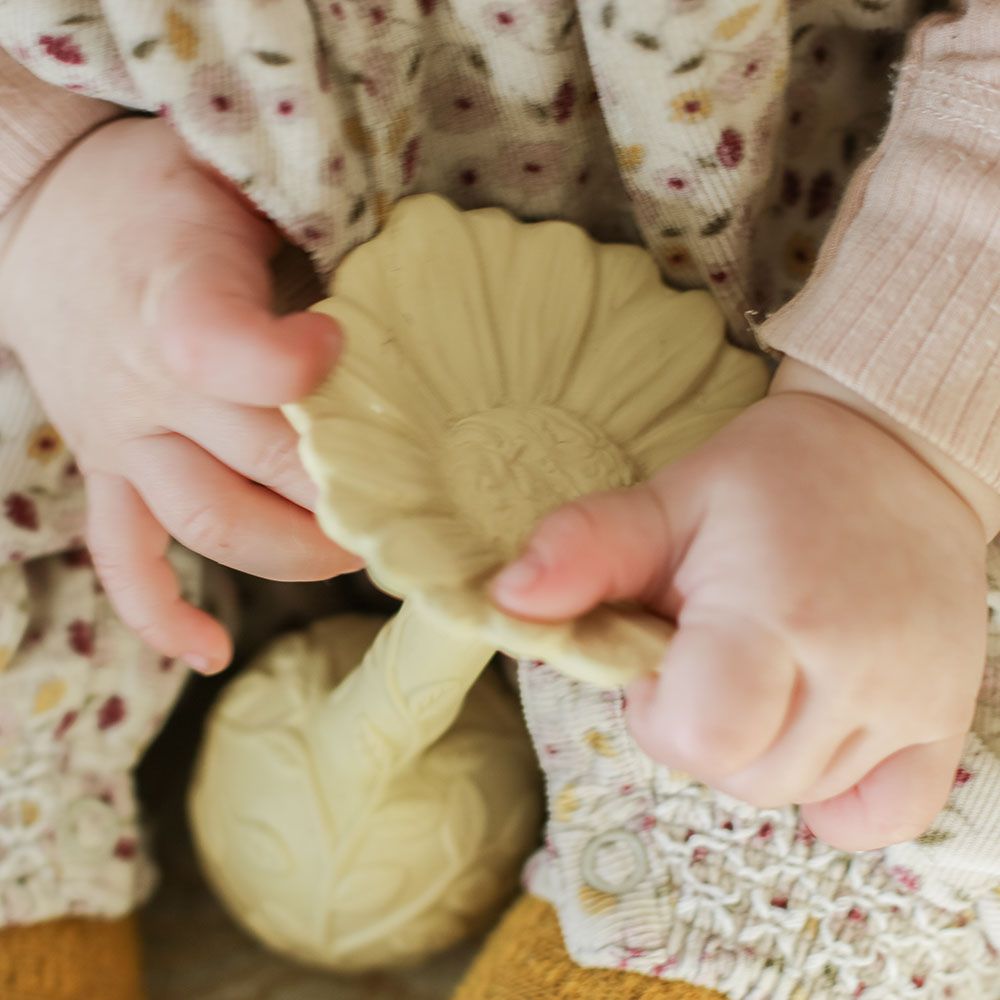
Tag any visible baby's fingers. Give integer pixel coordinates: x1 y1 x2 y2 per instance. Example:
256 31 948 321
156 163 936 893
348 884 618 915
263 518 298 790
86 471 232 673
799 736 964 852
491 484 675 620
626 614 798 781
174 401 318 510
123 433 361 580
149 250 341 407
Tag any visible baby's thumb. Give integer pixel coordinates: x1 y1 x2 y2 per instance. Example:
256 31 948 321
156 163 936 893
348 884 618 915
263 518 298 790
147 230 340 407
490 483 681 622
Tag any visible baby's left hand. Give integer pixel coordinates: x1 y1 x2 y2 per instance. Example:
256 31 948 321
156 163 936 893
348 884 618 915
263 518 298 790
492 360 1000 851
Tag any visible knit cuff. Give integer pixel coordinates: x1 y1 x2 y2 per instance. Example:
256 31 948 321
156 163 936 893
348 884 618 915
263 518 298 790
0 51 119 218
759 11 1000 491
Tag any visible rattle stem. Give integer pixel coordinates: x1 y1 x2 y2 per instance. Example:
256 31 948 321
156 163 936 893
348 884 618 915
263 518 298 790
308 599 496 800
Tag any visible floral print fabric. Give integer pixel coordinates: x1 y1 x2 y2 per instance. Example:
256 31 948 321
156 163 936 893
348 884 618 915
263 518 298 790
1 1 993 990
0 351 201 925
1 0 919 335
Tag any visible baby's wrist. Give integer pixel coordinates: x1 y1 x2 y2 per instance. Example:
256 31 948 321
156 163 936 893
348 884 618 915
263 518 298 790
0 170 43 281
0 117 131 350
771 358 1000 541
0 173 49 350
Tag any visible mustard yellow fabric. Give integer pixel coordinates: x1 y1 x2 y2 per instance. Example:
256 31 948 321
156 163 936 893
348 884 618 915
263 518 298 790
452 895 726 1000
0 915 145 1000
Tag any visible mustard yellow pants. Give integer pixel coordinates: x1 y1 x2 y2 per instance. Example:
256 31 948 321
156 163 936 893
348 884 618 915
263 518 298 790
0 916 145 1000
453 895 725 1000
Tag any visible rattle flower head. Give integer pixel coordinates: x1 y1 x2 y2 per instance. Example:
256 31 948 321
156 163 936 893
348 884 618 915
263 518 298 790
286 195 768 685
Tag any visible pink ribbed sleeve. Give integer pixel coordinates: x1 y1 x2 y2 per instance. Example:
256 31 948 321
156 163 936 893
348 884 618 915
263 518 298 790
0 50 118 217
760 0 1000 490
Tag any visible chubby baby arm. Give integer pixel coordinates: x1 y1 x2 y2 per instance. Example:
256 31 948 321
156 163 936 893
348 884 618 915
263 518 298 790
492 360 997 851
0 116 359 672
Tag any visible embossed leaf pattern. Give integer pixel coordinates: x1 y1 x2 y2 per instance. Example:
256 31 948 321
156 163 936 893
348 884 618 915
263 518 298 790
407 678 467 719
374 797 449 839
357 716 399 775
332 866 407 914
443 776 489 861
190 613 541 972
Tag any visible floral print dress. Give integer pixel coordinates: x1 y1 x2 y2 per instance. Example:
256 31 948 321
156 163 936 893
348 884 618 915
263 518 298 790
0 348 202 927
0 0 921 333
3 1 1000 997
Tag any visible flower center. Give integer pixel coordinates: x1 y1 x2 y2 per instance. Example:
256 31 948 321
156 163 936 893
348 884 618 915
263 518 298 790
443 406 635 559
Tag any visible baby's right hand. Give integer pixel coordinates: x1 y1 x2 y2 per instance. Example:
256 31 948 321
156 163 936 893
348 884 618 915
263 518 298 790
0 117 360 673
492 378 995 851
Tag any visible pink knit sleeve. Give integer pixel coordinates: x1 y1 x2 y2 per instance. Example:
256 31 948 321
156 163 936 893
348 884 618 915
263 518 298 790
0 50 119 217
759 0 1000 489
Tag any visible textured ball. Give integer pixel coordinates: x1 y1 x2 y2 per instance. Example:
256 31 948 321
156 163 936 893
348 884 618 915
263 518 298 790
189 613 542 971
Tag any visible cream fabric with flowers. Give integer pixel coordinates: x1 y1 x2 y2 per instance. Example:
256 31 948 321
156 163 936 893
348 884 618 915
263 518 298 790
1 0 920 337
0 355 200 926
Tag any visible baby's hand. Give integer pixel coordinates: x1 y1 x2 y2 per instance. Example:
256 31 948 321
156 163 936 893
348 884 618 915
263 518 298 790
492 360 1000 851
0 117 359 673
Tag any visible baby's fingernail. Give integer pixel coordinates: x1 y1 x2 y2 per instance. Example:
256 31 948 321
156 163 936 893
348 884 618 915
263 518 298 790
183 653 216 675
312 316 342 355
324 319 343 348
492 552 545 598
